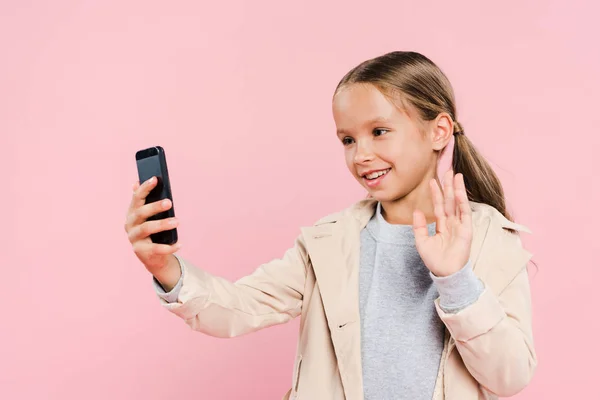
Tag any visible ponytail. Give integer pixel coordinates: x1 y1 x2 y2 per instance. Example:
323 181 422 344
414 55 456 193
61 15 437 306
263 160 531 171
452 125 513 222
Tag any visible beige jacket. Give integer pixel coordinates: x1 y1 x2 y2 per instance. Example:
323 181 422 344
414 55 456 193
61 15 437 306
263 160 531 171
157 199 536 399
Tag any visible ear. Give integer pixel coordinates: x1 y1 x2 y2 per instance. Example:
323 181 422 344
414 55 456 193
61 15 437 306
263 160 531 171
430 113 454 151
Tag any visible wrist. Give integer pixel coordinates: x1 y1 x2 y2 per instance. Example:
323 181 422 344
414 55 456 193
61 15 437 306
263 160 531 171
153 255 182 292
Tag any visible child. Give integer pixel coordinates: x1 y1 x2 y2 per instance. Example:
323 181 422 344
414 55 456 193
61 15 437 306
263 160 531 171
125 51 536 400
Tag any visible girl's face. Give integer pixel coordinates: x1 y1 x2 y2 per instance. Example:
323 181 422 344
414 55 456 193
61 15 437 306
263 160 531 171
332 83 446 203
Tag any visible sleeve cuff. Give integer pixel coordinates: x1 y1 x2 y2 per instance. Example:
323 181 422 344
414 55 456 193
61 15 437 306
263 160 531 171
434 287 506 341
430 260 484 314
152 254 185 303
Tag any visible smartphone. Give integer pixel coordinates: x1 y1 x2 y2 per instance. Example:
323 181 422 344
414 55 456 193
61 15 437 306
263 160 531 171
135 146 178 245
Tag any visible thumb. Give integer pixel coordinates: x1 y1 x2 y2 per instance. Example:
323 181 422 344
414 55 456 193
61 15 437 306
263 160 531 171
412 209 429 243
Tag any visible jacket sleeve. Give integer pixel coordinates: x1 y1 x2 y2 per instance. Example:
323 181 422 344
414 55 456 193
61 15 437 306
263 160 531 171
435 263 537 397
156 234 309 338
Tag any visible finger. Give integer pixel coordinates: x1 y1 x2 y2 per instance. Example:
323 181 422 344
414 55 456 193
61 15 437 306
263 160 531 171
455 174 472 225
431 178 447 234
152 242 182 255
128 217 179 243
126 181 142 217
443 170 456 218
126 177 159 227
136 198 172 224
126 180 141 221
133 241 181 257
129 176 158 212
412 209 429 242
125 197 172 233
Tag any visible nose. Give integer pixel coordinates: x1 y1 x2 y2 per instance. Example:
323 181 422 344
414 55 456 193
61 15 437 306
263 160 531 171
353 140 374 164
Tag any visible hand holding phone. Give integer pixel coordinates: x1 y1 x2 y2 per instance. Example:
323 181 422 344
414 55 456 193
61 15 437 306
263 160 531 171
124 146 181 283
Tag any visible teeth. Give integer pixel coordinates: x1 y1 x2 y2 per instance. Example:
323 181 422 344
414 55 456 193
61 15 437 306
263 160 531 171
365 169 390 179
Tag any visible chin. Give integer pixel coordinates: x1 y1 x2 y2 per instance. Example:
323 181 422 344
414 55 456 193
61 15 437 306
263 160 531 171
365 190 391 202
366 189 407 203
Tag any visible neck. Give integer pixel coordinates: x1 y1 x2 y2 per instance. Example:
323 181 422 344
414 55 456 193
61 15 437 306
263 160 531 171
379 179 439 225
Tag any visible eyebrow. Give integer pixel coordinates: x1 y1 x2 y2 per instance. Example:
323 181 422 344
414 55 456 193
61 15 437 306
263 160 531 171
336 116 392 135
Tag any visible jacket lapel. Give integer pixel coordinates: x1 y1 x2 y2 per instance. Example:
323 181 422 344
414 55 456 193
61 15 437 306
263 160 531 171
301 201 375 400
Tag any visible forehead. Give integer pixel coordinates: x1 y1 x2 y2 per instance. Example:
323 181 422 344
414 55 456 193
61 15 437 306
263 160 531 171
332 83 406 130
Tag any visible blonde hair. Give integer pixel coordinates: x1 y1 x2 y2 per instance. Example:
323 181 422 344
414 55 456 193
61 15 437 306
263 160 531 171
334 51 514 223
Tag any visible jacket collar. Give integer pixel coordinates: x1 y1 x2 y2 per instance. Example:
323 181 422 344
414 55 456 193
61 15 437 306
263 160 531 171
301 198 531 400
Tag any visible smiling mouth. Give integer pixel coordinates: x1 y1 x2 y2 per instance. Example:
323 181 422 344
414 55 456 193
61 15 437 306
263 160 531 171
363 168 391 180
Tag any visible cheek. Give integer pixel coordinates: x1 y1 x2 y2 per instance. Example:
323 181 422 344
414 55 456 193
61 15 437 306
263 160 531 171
386 145 424 173
344 148 356 172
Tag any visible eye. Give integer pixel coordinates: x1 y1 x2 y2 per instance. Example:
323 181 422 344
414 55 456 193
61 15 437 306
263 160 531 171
341 137 354 146
373 128 389 137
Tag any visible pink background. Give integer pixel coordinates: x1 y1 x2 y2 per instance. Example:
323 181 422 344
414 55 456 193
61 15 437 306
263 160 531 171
2 1 598 398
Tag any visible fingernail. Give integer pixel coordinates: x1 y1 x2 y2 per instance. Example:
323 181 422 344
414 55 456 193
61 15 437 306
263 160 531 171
147 177 154 184
169 218 178 225
162 199 170 207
